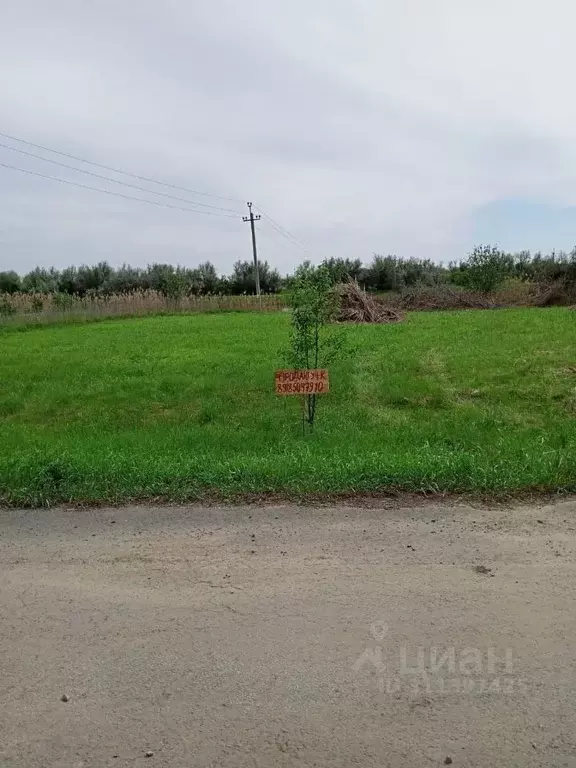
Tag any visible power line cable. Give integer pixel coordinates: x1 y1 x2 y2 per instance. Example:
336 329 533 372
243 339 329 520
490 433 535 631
255 225 297 253
0 142 241 214
0 162 241 217
259 215 308 252
0 130 244 204
0 132 320 250
256 206 307 245
253 205 310 252
259 213 339 265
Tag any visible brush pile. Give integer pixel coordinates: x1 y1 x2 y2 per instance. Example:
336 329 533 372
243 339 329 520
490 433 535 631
335 281 403 323
531 281 576 307
399 281 576 310
400 285 495 310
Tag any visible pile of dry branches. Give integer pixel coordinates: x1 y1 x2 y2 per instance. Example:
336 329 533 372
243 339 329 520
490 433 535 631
335 281 403 323
400 285 496 310
530 281 576 307
399 281 576 310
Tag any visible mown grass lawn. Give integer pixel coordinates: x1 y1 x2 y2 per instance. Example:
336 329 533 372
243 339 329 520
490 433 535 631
1 308 575 505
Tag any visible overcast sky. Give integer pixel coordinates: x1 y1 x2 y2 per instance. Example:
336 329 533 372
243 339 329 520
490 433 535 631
2 0 576 275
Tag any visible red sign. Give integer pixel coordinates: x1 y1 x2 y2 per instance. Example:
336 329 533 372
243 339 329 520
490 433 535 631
275 369 330 396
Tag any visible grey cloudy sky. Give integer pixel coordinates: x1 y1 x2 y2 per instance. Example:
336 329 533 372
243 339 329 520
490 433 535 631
2 0 576 275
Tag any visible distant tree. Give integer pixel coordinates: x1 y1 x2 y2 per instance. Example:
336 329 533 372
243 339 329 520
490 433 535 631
363 255 446 292
182 262 220 295
57 266 79 295
230 261 257 294
11 246 576 303
454 245 514 292
102 264 145 294
54 263 113 296
0 271 21 294
217 275 233 295
163 270 188 300
568 248 576 283
74 262 113 295
143 264 180 296
398 258 445 288
230 260 281 294
512 250 533 281
142 264 190 299
362 255 401 291
196 261 220 294
527 248 576 284
21 267 60 293
320 258 363 285
259 262 282 293
181 267 202 296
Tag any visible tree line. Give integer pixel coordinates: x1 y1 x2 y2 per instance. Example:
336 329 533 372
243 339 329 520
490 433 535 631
1 246 575 297
0 260 282 298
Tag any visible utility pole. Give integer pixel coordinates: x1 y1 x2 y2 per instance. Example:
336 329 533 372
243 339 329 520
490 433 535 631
243 202 261 296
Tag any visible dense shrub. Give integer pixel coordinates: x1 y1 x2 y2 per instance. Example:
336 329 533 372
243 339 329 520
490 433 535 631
320 258 364 285
451 245 514 292
228 260 282 294
0 271 21 294
360 255 446 292
21 267 59 293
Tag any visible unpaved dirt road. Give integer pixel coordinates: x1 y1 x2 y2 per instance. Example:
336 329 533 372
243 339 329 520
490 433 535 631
1 500 576 767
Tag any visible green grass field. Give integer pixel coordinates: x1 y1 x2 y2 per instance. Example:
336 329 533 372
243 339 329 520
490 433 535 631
1 309 575 505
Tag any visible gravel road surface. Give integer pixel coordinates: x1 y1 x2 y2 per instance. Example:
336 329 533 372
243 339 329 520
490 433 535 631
1 499 576 767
